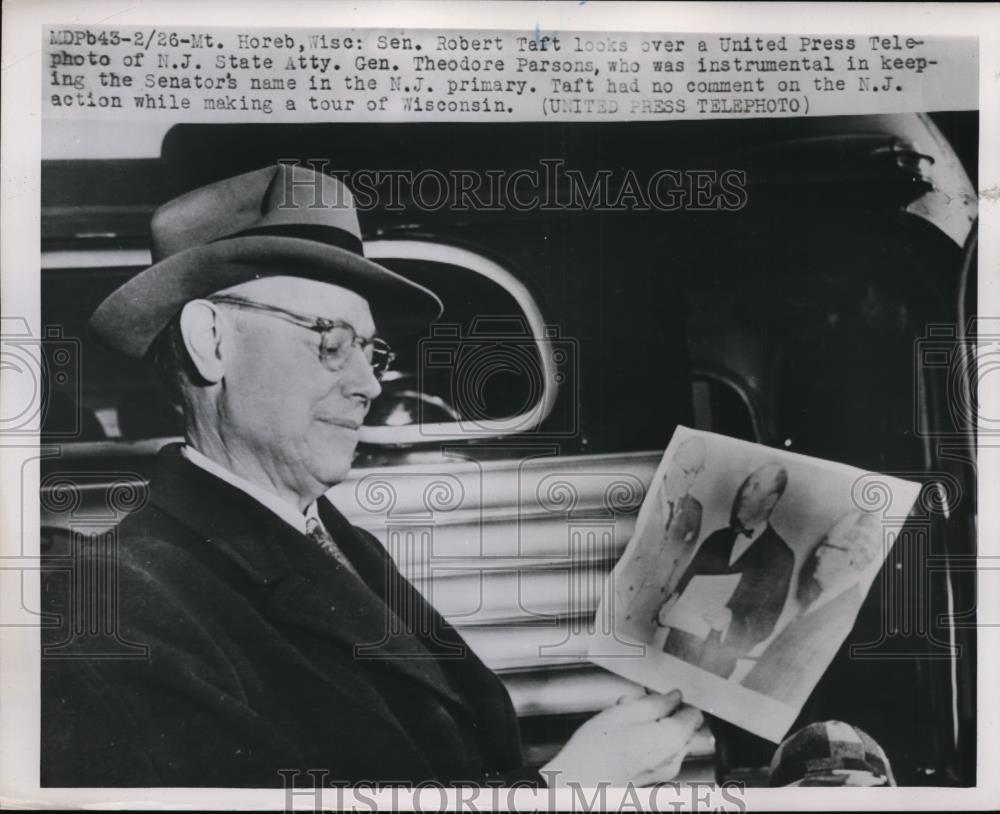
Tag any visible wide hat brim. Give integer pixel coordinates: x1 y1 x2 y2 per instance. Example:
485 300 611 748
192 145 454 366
89 235 444 358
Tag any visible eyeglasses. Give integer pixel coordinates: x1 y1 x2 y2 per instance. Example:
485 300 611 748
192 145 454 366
208 294 396 379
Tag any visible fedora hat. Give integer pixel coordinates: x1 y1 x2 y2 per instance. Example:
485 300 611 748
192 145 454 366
89 164 443 358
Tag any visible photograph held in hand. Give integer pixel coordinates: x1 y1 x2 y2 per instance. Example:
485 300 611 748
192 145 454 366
594 427 921 744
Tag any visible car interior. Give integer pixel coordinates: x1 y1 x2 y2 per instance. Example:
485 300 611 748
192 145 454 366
40 112 977 785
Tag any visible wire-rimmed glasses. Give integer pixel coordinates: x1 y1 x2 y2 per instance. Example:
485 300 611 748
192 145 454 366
208 294 396 379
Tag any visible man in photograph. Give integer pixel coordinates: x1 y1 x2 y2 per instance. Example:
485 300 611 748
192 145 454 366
741 511 882 704
655 462 794 678
40 163 703 788
618 436 705 642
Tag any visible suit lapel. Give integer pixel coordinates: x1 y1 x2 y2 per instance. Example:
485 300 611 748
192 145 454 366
264 517 473 714
146 445 471 715
728 525 773 571
316 498 392 599
315 498 517 744
316 498 472 662
147 445 305 591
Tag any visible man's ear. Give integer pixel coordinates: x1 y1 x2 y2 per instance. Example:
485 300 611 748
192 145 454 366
179 300 226 384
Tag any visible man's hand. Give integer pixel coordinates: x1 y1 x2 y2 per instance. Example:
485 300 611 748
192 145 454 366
702 606 732 632
541 690 704 787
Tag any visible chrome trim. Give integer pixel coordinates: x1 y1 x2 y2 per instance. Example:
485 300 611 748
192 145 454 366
42 249 150 269
361 239 557 444
690 364 764 442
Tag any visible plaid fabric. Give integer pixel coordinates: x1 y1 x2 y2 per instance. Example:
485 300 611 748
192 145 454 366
769 721 896 787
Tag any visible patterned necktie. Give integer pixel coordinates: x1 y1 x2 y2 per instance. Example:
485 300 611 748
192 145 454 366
305 516 359 576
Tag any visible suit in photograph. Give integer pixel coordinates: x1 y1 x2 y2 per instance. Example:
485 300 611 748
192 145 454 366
661 524 794 678
741 585 862 705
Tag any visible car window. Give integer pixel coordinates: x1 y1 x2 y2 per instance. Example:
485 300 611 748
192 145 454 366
363 240 560 444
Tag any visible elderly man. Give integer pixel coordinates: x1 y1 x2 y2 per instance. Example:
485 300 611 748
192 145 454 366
41 164 702 788
741 511 883 705
655 462 794 678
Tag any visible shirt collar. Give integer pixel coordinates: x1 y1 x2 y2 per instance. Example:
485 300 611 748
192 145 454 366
180 445 317 535
729 522 766 566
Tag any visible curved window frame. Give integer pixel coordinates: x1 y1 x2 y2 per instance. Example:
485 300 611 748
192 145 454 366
362 239 557 444
689 364 764 443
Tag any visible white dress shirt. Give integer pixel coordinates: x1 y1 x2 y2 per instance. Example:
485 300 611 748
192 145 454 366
728 522 765 567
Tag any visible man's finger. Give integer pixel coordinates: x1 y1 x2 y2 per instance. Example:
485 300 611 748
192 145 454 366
608 689 683 723
615 685 648 705
658 703 704 731
630 704 703 743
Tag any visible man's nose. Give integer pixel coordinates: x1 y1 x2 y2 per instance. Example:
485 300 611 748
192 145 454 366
359 362 383 401
345 348 383 400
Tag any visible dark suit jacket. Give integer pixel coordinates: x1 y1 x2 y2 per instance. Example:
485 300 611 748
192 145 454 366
41 446 528 787
661 524 794 678
741 586 862 705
